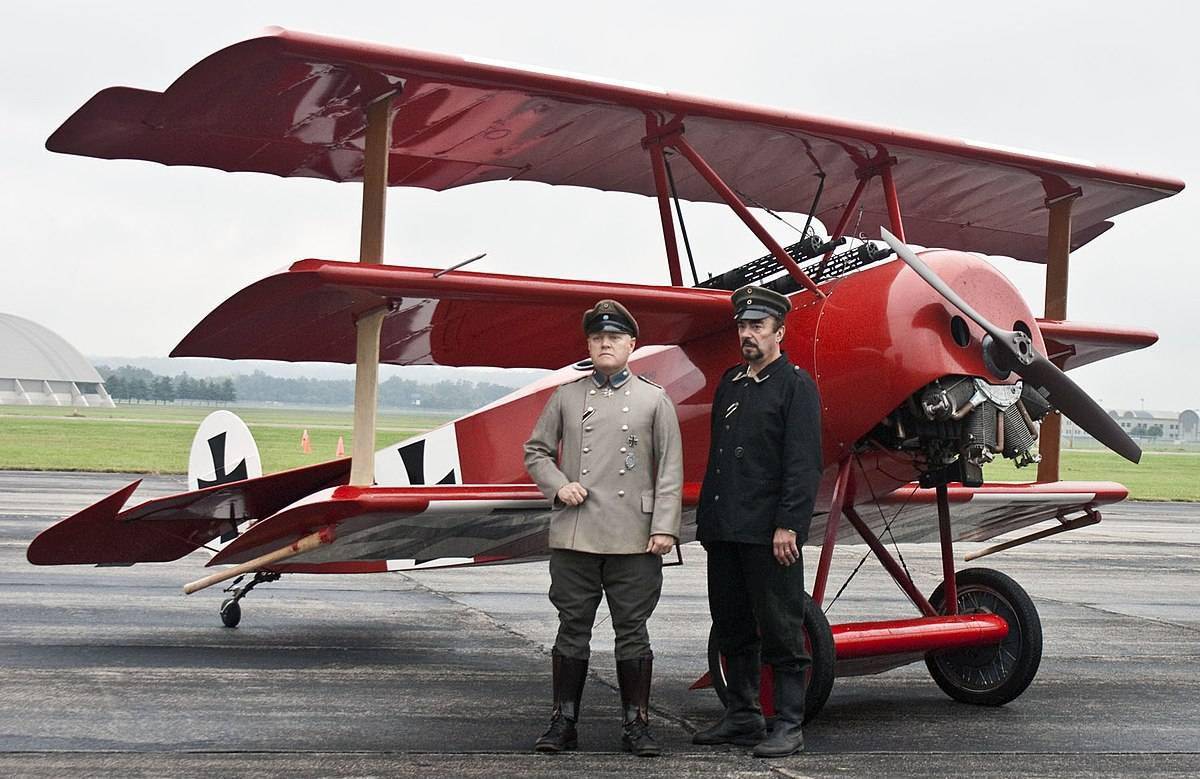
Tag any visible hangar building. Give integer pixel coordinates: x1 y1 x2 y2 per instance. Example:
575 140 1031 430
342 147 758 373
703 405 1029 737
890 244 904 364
0 313 114 407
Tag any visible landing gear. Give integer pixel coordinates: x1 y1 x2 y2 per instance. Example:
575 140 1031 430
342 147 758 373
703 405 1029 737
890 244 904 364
707 596 836 723
217 571 280 628
925 567 1042 706
219 598 241 627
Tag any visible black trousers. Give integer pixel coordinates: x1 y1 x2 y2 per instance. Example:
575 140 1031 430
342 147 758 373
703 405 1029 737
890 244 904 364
703 541 812 673
549 549 663 661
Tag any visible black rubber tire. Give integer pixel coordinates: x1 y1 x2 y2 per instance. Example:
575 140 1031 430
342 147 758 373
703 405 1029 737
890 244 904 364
219 598 241 628
707 595 835 724
925 567 1042 706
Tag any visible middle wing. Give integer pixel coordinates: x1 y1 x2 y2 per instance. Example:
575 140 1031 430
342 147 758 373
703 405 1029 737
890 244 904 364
172 259 733 368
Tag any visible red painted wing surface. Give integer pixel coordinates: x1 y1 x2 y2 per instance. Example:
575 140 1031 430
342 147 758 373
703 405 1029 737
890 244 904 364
47 28 1182 264
172 259 733 368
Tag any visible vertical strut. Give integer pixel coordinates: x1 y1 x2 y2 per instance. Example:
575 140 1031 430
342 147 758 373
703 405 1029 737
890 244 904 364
1037 190 1079 484
936 483 957 615
350 96 393 487
811 457 853 608
880 163 905 242
645 117 684 286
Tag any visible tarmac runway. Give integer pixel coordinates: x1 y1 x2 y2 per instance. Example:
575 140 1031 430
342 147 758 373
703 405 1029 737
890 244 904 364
1 470 1198 777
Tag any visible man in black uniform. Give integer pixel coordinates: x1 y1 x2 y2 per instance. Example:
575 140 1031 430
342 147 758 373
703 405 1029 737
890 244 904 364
692 284 823 758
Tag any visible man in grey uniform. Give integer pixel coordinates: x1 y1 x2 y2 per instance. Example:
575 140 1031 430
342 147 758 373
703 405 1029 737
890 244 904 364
524 299 683 757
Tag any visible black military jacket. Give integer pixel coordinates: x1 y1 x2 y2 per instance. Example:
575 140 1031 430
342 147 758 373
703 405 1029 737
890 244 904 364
696 352 822 546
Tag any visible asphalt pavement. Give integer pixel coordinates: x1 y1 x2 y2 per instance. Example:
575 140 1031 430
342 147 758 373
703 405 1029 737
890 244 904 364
1 470 1198 777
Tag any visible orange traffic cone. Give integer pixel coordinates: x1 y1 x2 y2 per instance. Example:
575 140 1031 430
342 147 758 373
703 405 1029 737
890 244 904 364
301 429 312 454
335 436 345 457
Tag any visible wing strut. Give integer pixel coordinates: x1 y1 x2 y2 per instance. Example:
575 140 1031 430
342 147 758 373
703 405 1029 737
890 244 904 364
1036 190 1082 483
349 95 395 487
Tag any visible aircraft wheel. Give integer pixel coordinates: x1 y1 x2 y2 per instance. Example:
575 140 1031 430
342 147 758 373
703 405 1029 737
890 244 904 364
925 567 1042 706
707 595 835 723
219 598 242 628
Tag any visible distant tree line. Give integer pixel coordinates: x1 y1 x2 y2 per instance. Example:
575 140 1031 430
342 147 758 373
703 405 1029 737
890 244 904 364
96 366 514 410
99 365 235 405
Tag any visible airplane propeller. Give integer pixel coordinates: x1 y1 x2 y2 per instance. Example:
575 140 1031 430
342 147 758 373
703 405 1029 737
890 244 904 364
879 228 1141 464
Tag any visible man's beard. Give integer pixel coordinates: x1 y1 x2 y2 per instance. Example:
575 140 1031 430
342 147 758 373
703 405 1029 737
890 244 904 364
741 341 763 361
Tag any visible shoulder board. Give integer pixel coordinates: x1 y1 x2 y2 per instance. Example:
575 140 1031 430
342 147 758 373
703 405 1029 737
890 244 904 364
637 375 663 389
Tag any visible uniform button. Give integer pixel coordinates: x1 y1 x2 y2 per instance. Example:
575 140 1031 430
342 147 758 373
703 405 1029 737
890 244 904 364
714 494 720 502
716 468 721 474
586 406 594 413
582 469 589 475
625 390 631 396
619 469 625 475
724 424 730 430
735 446 744 458
585 426 592 432
618 490 625 497
718 448 723 454
583 447 590 453
589 389 596 395
622 407 629 412
619 447 627 453
621 425 628 431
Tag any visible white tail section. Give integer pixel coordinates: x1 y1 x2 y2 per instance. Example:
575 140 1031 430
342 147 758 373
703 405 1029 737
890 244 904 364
187 411 264 556
188 411 263 490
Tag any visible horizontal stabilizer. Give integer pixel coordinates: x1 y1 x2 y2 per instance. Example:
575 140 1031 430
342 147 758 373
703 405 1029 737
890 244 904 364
26 458 351 566
172 260 733 369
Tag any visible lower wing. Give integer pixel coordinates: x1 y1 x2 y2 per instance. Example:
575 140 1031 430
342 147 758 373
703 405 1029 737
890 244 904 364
811 480 1127 547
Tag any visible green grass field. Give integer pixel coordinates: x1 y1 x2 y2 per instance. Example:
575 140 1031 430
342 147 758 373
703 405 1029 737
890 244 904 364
1 404 1196 500
982 449 1199 501
0 404 453 474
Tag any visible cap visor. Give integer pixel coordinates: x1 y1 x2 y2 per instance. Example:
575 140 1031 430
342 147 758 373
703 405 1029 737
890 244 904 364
734 308 774 321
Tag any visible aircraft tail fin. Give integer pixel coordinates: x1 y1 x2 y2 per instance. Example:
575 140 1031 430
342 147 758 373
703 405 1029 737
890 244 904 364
188 410 262 491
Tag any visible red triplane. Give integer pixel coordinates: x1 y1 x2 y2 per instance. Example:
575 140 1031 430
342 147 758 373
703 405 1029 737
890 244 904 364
28 28 1184 720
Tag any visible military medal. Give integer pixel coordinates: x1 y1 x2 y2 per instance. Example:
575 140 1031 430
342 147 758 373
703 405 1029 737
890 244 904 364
601 386 614 398
625 434 638 470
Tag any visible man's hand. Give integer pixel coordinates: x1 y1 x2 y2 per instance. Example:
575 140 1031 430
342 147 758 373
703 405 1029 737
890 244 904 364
773 527 800 566
646 534 675 556
556 482 588 506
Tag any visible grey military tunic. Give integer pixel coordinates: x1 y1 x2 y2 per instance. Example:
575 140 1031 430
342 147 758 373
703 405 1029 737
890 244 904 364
525 369 683 553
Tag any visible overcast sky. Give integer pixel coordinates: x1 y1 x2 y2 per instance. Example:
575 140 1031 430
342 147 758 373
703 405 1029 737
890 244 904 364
2 1 1196 409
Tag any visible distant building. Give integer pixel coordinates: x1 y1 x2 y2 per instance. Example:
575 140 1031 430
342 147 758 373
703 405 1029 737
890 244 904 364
0 313 114 407
1061 407 1196 443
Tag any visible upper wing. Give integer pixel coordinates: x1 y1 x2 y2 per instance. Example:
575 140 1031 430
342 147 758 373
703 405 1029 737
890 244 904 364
171 259 733 368
47 28 1182 264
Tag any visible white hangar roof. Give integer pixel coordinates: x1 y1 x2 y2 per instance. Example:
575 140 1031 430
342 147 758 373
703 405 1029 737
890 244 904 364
0 313 102 383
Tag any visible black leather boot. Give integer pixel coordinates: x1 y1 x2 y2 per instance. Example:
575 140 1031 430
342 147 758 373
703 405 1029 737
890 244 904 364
534 652 588 753
693 650 766 746
616 654 661 757
753 665 806 758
